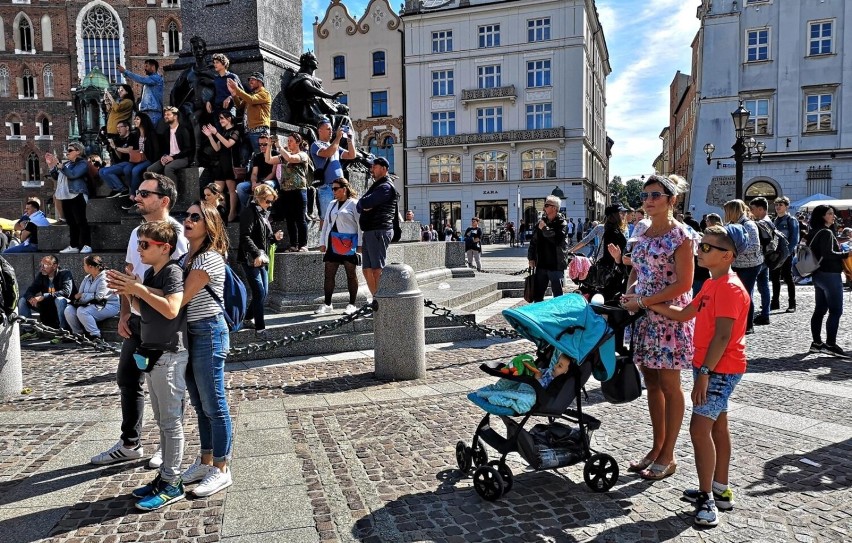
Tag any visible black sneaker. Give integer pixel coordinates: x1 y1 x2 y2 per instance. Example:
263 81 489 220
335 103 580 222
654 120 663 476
753 315 770 326
823 343 850 359
786 307 796 313
107 190 128 199
770 300 780 311
809 341 825 354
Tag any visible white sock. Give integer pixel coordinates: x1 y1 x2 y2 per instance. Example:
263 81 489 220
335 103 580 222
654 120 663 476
712 481 728 493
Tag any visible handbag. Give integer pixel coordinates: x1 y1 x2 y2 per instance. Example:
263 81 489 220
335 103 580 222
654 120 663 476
523 268 535 303
128 150 146 164
391 200 403 243
795 229 827 277
233 166 247 181
600 323 642 404
580 238 621 292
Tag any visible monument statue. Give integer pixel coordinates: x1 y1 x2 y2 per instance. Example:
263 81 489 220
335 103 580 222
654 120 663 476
285 52 351 131
170 36 217 165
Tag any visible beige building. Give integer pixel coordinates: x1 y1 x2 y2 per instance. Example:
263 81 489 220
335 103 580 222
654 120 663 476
313 0 405 203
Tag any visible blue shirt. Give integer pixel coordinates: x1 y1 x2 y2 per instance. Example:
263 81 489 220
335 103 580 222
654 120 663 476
774 213 799 252
122 70 164 114
310 141 344 185
24 210 51 227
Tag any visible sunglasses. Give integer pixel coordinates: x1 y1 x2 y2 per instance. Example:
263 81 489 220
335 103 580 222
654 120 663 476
639 191 667 201
137 239 171 250
258 143 269 147
264 199 275 204
544 204 556 208
185 212 203 223
698 242 731 254
136 189 165 199
66 148 77 153
332 186 344 191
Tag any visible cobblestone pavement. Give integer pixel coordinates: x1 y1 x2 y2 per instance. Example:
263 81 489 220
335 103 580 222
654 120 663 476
1 284 851 542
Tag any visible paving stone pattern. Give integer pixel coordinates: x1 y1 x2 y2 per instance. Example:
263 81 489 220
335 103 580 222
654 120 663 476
1 285 851 542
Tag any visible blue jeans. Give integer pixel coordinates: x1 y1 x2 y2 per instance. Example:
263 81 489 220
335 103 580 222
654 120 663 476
18 296 70 329
130 160 153 193
186 314 232 462
4 243 37 253
100 162 133 191
316 184 333 220
733 264 760 328
755 264 770 317
237 179 277 211
242 263 269 330
811 270 844 345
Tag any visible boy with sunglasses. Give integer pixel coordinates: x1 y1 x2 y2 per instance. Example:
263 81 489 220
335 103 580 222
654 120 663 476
107 220 188 510
644 224 750 527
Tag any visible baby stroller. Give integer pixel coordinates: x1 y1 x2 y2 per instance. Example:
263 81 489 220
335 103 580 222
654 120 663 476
456 293 638 501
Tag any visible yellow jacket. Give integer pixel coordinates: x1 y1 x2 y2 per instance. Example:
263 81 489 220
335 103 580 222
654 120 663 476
233 86 271 129
107 98 134 134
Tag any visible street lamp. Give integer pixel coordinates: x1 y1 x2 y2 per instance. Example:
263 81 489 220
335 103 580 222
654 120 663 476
703 100 765 200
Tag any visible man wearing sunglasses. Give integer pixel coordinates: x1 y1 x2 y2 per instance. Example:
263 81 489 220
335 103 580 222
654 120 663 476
92 173 188 469
527 195 568 302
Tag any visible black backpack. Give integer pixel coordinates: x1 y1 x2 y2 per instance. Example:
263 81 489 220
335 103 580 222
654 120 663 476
0 255 19 319
755 219 790 270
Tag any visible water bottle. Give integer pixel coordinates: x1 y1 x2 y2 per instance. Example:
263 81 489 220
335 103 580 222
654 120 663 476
537 446 576 469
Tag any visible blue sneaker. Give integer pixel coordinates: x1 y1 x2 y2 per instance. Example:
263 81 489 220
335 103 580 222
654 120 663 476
131 474 162 499
135 479 185 511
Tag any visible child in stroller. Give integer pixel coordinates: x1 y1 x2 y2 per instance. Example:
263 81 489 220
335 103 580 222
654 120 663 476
457 293 639 501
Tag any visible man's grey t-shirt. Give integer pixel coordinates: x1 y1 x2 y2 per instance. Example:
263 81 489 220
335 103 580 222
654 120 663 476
140 261 186 352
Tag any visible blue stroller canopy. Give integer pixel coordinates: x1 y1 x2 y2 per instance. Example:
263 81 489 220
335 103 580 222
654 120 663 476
502 294 616 380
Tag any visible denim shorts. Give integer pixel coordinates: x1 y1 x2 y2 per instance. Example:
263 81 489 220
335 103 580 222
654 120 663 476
691 369 743 421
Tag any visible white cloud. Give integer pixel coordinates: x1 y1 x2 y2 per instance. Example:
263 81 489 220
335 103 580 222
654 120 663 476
599 0 700 178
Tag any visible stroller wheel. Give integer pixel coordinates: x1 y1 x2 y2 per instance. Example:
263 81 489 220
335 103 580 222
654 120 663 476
473 465 505 501
584 453 619 492
488 460 513 494
472 438 488 467
455 441 472 473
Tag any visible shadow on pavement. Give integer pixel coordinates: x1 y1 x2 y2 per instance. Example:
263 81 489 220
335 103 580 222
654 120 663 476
746 437 852 497
746 353 852 382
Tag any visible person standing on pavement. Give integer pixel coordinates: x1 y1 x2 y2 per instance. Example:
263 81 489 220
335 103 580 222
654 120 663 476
771 196 798 313
724 199 763 335
118 59 164 126
464 218 483 271
91 173 188 468
357 157 399 302
566 218 575 245
806 205 850 358
527 195 568 302
748 197 773 326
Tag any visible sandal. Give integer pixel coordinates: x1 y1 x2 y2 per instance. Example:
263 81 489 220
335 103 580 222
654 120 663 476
627 456 655 473
640 461 677 481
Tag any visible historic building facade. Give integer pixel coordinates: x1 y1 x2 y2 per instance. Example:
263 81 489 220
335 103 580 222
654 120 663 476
400 0 610 233
689 0 852 216
0 0 181 218
313 0 404 204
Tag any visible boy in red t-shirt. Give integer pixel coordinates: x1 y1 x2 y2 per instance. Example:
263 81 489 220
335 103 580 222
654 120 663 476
648 224 750 527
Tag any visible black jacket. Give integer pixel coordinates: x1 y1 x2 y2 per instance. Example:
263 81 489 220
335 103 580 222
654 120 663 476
24 268 76 300
357 176 399 231
809 227 849 274
158 124 193 161
528 213 568 270
238 203 275 264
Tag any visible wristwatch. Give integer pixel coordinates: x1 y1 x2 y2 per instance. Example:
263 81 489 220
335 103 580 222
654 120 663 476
699 365 711 376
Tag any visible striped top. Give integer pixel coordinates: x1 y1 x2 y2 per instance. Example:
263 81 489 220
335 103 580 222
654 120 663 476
185 250 226 323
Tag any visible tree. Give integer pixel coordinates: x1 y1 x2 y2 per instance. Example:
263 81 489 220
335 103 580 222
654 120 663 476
609 175 626 205
624 178 644 209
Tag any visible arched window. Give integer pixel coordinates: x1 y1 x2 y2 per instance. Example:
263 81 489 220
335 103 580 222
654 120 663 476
521 149 557 179
43 65 54 97
0 65 9 97
0 17 5 52
428 154 460 184
22 68 35 98
39 116 51 136
79 4 123 83
167 21 180 55
146 17 157 54
17 15 33 52
372 51 386 76
473 151 508 182
41 14 53 52
27 153 41 182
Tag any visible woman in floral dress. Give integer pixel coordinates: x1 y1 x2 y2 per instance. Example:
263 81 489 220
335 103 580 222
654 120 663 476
620 174 698 480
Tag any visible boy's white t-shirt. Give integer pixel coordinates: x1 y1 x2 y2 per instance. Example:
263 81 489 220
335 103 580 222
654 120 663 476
125 215 189 316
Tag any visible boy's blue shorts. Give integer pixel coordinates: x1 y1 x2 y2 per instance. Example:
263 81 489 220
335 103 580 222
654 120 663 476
691 369 743 421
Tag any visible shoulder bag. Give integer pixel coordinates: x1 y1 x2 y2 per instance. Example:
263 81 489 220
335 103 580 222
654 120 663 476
600 322 642 404
795 229 828 277
523 267 535 303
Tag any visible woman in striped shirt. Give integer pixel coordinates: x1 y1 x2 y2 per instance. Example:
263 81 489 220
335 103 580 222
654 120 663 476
179 202 234 497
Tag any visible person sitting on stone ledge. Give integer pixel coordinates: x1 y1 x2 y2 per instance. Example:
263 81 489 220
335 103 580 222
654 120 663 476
99 120 136 198
147 107 192 185
18 254 77 341
21 197 51 227
236 133 278 214
58 254 119 343
4 219 36 253
210 53 241 119
202 183 228 224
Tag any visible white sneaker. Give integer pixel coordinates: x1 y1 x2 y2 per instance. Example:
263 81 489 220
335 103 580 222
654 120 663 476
147 447 163 468
59 246 80 254
182 456 212 484
80 245 93 254
344 304 357 315
193 466 233 497
314 304 332 315
90 440 144 465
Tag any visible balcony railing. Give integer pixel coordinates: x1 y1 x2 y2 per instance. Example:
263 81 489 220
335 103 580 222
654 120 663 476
418 127 565 148
460 85 516 107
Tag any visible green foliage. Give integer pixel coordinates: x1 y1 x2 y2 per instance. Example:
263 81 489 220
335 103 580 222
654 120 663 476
624 178 644 209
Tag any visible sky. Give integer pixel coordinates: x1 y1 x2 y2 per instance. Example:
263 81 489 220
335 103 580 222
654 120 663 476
301 0 701 181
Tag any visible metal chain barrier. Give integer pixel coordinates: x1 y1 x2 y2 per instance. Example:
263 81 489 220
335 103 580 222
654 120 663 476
474 267 530 276
423 299 520 339
9 314 122 353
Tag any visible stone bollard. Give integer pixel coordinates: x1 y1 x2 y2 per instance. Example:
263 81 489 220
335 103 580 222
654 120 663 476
373 263 426 380
0 319 23 400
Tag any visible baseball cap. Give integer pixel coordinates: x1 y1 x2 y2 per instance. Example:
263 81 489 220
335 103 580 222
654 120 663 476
604 204 627 216
248 72 265 84
370 157 390 168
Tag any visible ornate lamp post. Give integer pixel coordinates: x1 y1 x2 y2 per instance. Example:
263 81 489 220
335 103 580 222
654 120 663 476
703 101 766 200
